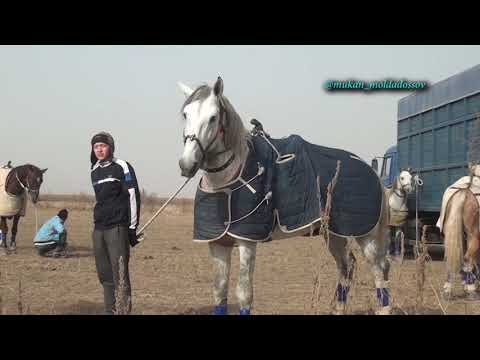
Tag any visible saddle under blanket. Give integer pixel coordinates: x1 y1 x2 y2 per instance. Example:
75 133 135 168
0 168 27 217
436 175 480 234
193 134 383 242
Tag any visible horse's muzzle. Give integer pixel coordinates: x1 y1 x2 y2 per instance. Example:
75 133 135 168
179 159 199 178
29 191 39 204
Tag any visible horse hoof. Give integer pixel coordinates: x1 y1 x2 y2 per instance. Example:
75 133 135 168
464 291 480 301
375 305 392 315
239 308 251 315
8 243 16 253
393 255 404 264
442 291 453 301
331 303 346 315
213 305 227 315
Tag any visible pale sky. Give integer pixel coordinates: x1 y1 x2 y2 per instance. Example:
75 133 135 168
0 45 479 198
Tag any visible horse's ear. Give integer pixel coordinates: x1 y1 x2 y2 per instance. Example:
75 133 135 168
213 76 223 97
178 82 194 97
41 168 48 174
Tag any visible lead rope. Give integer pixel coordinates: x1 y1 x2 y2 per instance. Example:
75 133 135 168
413 174 424 254
136 177 192 242
34 202 38 234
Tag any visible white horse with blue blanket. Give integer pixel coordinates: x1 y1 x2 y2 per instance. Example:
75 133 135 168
177 77 391 315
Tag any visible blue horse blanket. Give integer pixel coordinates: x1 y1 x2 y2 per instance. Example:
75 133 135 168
193 134 383 242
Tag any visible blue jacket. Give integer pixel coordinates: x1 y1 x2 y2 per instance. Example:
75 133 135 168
33 216 66 243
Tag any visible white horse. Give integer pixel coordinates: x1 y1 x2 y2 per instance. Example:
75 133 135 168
177 77 392 315
385 169 414 263
437 164 480 300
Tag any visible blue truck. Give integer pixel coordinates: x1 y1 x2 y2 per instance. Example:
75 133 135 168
373 64 480 250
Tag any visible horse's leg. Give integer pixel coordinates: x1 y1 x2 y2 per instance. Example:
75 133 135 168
9 215 20 252
442 191 467 299
462 190 480 299
328 234 356 315
359 193 391 315
387 226 395 256
236 240 257 315
208 241 233 315
359 236 392 315
0 217 7 254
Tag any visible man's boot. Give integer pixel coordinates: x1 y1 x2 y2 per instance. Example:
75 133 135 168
103 283 116 315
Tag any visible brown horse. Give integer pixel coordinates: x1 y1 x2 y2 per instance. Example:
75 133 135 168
438 163 480 299
0 163 47 254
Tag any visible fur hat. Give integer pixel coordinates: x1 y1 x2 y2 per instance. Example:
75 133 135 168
90 131 115 168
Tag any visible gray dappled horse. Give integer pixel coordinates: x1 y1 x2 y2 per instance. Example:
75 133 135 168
177 77 391 315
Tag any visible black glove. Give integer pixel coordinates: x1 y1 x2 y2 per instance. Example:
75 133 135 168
128 228 139 247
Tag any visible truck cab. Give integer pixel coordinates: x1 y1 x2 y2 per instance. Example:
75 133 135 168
377 145 399 188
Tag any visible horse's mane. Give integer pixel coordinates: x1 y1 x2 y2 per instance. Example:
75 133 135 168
15 164 40 176
219 95 250 161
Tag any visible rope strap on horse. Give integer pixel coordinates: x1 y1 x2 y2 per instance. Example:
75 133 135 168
136 178 191 242
224 191 272 226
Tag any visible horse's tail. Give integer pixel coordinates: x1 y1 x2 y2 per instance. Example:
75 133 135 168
378 185 391 248
443 190 467 275
463 190 480 263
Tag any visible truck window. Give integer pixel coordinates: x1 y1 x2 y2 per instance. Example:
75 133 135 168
381 157 392 177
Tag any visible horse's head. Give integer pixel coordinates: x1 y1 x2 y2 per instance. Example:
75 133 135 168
398 169 413 194
177 77 229 178
21 165 47 203
468 162 480 177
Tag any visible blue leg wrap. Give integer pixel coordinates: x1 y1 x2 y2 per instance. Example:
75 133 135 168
336 283 350 303
213 305 227 315
376 288 390 307
465 271 476 285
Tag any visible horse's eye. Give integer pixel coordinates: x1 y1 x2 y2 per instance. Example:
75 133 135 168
400 177 404 181
183 112 187 119
209 116 216 124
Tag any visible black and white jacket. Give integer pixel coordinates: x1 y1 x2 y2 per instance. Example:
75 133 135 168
91 158 141 231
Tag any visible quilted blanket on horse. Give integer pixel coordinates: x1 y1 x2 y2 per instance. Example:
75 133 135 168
436 175 480 234
193 134 383 242
0 168 27 217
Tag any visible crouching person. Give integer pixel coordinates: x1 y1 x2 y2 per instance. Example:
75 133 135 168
33 209 68 257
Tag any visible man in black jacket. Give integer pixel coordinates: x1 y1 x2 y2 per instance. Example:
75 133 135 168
90 131 141 315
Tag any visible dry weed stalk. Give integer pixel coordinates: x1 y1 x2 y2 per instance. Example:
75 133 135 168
114 256 131 315
414 225 431 314
428 280 447 315
0 271 4 315
17 278 23 315
311 161 342 313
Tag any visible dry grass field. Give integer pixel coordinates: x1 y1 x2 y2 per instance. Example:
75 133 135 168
1 195 480 315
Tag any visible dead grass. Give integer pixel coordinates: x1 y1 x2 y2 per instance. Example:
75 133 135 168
36 193 193 214
1 202 480 315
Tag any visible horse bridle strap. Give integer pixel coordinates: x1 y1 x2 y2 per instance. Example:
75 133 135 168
183 97 228 166
205 153 236 173
15 171 39 194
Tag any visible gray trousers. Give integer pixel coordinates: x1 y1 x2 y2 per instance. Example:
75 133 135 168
36 232 67 256
93 225 132 315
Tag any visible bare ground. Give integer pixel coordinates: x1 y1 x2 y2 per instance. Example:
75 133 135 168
1 205 480 315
